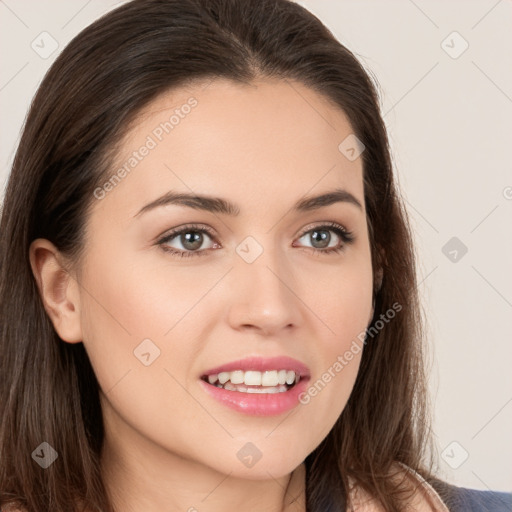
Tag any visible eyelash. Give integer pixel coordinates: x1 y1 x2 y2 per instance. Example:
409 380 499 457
157 222 355 259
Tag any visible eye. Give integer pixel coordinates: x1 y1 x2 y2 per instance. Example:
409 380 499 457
293 222 354 255
157 224 219 258
157 221 355 258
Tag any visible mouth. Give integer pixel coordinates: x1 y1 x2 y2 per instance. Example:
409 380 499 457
200 369 303 394
198 356 311 415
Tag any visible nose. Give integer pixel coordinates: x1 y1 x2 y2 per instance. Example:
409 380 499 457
227 245 303 336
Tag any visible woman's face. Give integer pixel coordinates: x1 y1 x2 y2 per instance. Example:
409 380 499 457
70 78 374 479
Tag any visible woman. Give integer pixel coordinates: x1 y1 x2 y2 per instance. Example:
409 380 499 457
0 0 510 511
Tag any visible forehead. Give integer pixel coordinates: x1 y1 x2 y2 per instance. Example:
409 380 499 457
96 78 365 221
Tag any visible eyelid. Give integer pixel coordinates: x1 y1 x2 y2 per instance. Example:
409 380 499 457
157 223 217 243
158 221 351 241
296 220 352 239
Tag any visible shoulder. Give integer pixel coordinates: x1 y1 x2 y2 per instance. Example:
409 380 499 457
348 463 444 511
429 478 512 512
349 462 512 512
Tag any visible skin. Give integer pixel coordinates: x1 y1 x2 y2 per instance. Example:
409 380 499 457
29 77 390 511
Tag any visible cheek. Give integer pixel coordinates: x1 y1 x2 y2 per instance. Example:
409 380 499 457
299 251 374 344
78 251 211 454
80 248 218 342
77 247 231 395
295 256 373 426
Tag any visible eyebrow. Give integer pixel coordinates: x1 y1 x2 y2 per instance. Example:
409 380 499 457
134 187 363 218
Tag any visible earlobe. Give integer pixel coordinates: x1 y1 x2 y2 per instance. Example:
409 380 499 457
29 238 83 343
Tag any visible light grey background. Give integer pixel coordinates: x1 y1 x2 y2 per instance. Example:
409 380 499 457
1 0 511 492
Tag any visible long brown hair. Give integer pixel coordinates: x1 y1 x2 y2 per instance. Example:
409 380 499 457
0 0 439 510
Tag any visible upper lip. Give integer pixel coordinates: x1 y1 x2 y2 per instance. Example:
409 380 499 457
201 356 310 378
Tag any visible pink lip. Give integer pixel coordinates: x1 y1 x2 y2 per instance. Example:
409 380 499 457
199 356 311 416
201 356 310 378
199 375 310 416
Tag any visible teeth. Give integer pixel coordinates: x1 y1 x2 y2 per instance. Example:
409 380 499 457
230 370 244 384
204 369 301 388
218 372 230 385
244 371 261 386
261 371 279 387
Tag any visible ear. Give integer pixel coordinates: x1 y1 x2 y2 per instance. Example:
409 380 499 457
29 238 83 343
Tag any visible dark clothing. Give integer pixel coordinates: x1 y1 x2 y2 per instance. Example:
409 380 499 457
430 477 512 511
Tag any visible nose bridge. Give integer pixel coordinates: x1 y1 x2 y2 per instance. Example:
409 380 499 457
228 233 301 332
236 231 288 285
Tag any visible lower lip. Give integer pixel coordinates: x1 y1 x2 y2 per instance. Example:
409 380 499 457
199 377 310 416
